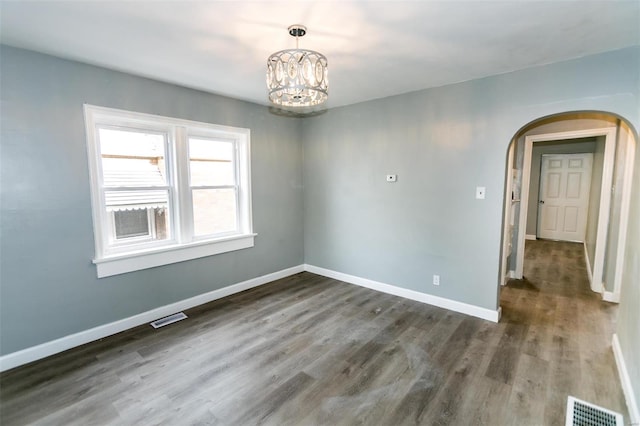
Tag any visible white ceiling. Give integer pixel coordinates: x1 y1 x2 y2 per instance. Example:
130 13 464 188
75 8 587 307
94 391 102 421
1 1 639 109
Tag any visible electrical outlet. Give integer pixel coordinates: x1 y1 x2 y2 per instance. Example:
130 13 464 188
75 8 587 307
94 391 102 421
433 274 440 286
386 174 397 182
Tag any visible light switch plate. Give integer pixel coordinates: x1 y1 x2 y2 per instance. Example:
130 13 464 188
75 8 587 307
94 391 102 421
386 174 397 182
476 186 486 199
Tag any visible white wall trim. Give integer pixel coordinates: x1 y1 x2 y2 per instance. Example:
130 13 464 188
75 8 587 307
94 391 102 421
612 334 640 425
612 128 636 302
515 127 617 291
0 265 304 372
525 234 537 241
515 133 534 278
500 142 516 288
304 264 501 323
502 271 516 286
602 291 617 303
591 129 617 293
583 242 593 286
95 234 256 278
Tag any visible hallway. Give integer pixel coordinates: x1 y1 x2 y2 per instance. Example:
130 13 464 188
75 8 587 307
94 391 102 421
501 239 628 422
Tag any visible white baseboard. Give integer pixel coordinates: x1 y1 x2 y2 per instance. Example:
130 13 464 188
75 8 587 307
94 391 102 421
304 264 501 323
525 234 537 240
0 265 304 372
612 334 640 425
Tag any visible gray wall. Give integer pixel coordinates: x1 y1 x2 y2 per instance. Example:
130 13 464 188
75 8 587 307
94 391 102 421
526 138 597 237
585 137 606 274
302 48 640 408
302 47 639 312
1 45 639 406
0 46 304 355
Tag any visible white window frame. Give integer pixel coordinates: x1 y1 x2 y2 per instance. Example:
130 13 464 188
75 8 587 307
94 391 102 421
186 135 240 240
84 105 255 278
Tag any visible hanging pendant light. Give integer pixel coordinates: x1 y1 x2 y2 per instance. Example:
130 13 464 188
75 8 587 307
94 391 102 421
266 25 328 108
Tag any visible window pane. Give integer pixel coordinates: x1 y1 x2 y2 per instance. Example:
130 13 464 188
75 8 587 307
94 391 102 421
189 138 234 186
105 190 170 242
114 210 149 239
100 128 167 187
192 189 237 236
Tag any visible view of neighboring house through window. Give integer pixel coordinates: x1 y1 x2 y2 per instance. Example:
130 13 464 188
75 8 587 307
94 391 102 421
84 105 254 277
189 137 238 236
100 128 170 244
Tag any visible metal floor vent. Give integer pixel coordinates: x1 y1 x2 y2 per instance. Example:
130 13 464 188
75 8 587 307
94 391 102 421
150 312 187 329
566 396 623 426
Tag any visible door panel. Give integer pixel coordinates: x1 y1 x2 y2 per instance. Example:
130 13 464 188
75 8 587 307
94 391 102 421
542 205 559 231
563 206 579 232
547 173 561 198
549 159 562 168
568 158 583 168
566 173 582 198
538 153 593 242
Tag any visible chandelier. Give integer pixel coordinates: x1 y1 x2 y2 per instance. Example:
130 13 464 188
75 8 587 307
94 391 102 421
266 25 328 108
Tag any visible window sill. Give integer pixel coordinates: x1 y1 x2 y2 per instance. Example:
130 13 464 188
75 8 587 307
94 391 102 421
94 234 256 278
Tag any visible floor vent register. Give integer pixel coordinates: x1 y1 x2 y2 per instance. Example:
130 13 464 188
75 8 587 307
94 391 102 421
150 312 188 329
566 396 623 426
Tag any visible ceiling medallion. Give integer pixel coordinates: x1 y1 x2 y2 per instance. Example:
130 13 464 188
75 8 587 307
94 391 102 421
266 25 328 108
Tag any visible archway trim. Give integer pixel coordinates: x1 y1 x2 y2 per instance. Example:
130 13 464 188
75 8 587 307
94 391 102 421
515 127 616 295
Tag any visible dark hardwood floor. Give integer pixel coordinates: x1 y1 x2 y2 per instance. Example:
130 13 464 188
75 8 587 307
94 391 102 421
0 240 628 425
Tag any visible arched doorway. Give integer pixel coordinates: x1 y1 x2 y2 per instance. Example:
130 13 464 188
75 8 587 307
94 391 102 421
500 112 637 303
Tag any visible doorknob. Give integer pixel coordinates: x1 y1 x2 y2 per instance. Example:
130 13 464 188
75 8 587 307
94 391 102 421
539 200 545 204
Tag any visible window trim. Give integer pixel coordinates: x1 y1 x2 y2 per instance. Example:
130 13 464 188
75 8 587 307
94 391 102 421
186 135 240 240
93 234 256 278
84 105 255 278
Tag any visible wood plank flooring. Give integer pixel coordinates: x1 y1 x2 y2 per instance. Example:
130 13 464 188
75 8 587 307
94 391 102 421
0 240 629 425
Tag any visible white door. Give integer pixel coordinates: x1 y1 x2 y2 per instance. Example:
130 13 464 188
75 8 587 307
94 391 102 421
537 153 593 242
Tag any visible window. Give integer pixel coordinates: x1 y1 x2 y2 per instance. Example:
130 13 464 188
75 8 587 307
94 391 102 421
84 105 254 278
112 209 154 240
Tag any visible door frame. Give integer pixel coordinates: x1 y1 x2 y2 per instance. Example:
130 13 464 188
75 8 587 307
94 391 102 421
611 133 636 302
500 141 516 286
514 127 617 295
